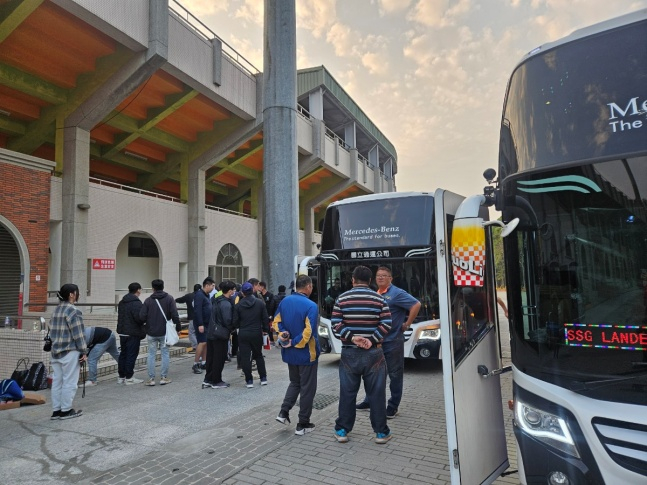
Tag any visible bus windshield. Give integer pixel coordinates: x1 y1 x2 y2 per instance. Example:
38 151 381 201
318 258 440 322
503 157 647 404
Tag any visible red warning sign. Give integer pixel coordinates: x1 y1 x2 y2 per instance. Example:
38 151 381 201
92 259 115 270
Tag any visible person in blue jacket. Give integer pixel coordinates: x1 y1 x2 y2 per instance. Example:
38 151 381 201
273 274 320 435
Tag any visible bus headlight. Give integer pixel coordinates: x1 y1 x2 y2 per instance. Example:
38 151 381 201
419 328 440 340
318 325 328 337
514 400 580 458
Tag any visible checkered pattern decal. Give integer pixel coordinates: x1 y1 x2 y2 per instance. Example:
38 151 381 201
451 219 485 287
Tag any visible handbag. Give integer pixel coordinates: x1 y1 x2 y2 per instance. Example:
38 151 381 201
23 362 48 391
10 358 30 389
156 299 179 346
43 327 52 352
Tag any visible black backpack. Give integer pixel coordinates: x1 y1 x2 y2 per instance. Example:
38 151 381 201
23 362 48 391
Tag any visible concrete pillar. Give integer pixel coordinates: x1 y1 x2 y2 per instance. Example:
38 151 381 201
344 122 356 149
262 0 298 292
48 221 62 291
309 88 324 120
188 167 206 286
60 126 90 290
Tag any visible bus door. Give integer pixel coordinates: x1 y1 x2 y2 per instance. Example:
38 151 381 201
434 189 509 484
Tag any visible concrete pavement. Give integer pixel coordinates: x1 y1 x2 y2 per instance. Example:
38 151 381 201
1 328 519 485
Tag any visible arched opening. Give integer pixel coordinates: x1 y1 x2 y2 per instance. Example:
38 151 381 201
0 217 29 319
115 232 161 294
210 243 248 284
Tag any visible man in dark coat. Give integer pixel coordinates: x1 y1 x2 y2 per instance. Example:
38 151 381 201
233 282 269 388
192 277 216 374
203 280 237 389
139 279 180 386
259 281 278 342
175 283 201 353
117 282 145 385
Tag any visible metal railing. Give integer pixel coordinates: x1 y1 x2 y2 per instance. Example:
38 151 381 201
325 127 350 151
169 0 259 77
205 204 254 218
297 104 312 120
90 177 182 203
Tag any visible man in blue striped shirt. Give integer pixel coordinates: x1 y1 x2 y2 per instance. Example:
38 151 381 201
331 265 393 444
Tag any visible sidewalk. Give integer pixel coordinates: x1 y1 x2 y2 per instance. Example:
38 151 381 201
0 332 518 485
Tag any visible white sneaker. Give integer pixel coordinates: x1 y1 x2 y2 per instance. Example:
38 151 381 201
85 380 98 387
117 377 125 384
125 377 144 385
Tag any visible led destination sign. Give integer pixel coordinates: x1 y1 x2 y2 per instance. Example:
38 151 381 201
564 323 647 351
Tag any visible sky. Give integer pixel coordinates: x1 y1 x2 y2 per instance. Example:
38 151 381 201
180 0 646 200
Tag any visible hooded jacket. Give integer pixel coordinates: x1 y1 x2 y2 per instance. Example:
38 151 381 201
233 294 269 337
117 293 145 338
208 294 233 340
139 291 180 337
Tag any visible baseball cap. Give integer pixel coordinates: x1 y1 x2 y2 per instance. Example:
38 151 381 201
241 282 254 294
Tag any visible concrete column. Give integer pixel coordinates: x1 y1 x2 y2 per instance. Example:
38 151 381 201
48 221 62 291
253 182 264 279
303 206 315 256
344 122 356 149
308 88 324 120
188 167 206 286
60 126 90 290
262 0 298 292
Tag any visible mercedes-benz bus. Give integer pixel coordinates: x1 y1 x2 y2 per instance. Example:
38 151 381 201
315 192 450 359
448 10 647 485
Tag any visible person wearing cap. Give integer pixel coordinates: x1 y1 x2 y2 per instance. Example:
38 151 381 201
233 282 269 388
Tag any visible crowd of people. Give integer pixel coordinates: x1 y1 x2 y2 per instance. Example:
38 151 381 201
48 264 419 445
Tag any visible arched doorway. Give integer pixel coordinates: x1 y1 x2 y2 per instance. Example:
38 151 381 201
115 232 161 293
210 243 248 284
0 219 29 319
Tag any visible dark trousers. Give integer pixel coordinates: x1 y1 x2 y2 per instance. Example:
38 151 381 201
230 332 238 356
360 336 405 411
118 336 141 379
335 346 389 435
204 338 228 384
238 333 267 382
281 362 318 424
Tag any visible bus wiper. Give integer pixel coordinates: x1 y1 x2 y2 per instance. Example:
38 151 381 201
569 371 647 392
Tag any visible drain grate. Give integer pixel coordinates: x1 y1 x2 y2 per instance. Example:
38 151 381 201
297 393 339 410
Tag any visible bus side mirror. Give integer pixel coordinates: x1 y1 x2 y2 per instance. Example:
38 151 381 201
483 218 520 238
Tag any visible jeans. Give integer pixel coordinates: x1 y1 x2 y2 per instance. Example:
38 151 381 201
188 321 197 348
51 350 80 412
335 346 389 435
147 335 169 378
360 336 405 411
87 332 120 382
118 336 141 379
281 362 318 424
238 333 267 382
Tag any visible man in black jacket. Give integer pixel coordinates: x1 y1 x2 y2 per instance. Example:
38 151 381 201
233 282 269 388
117 282 145 385
203 280 236 389
259 281 278 342
192 277 216 374
139 279 180 386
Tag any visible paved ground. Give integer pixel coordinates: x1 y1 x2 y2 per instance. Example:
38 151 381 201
1 310 519 485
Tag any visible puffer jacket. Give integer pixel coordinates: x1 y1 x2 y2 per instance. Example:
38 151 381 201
117 293 145 338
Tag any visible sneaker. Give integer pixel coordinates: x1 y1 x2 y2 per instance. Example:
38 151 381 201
192 363 203 374
356 401 370 410
50 410 61 420
125 377 144 385
276 410 290 425
334 428 349 443
224 358 231 363
85 380 98 387
212 381 230 389
260 377 268 386
295 422 315 435
386 408 399 419
246 380 254 388
160 377 171 385
375 432 392 444
145 378 156 386
117 377 126 385
201 381 212 389
59 409 82 420
200 362 207 370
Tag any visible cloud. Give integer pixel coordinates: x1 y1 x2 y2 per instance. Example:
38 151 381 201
377 0 413 15
234 0 263 26
297 0 337 38
362 52 389 75
179 0 230 17
326 22 362 57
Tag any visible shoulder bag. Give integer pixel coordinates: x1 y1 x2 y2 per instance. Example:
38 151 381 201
209 300 231 341
10 358 30 389
156 299 179 346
